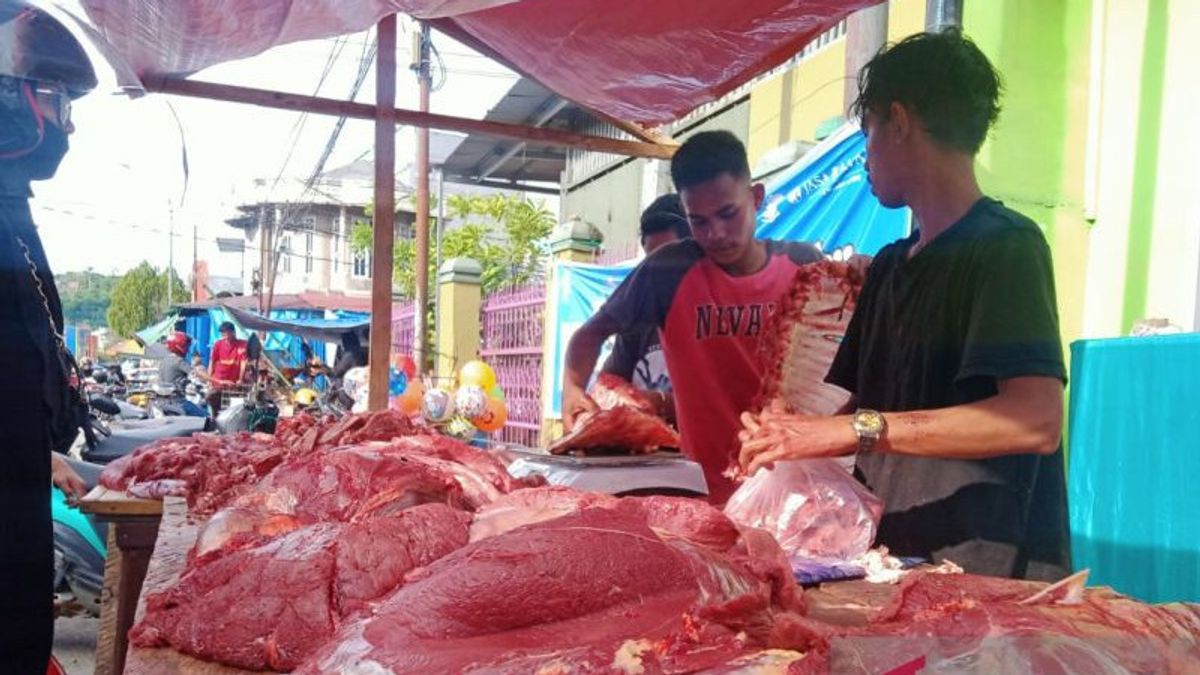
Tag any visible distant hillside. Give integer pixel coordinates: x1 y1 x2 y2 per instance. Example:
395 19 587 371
56 270 118 328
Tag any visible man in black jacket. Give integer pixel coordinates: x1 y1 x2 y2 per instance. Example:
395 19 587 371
0 3 97 671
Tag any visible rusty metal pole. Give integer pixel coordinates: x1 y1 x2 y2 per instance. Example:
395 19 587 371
368 14 397 411
412 22 432 374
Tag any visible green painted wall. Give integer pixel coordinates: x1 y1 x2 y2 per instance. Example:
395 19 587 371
964 0 1095 350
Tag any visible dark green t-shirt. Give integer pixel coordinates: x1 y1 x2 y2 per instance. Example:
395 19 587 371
826 198 1071 580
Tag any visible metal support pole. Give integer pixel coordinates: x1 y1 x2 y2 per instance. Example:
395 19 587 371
412 22 432 373
926 0 964 31
368 14 397 411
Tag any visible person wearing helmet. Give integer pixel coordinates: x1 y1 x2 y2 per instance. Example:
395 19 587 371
0 2 98 670
157 331 193 389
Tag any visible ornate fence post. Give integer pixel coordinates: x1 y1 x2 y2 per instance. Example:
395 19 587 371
539 217 604 446
436 257 483 384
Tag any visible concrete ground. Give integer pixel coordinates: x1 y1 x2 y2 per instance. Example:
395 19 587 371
54 615 98 675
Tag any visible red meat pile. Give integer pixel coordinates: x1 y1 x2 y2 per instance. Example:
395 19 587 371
779 571 1200 674
99 410 426 514
296 494 805 674
551 373 679 455
130 504 471 671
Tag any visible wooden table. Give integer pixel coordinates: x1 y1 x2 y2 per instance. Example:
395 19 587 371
79 487 164 675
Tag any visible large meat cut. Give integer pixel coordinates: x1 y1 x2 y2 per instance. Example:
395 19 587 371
551 373 679 454
100 410 427 514
191 435 518 559
468 485 618 542
295 497 805 674
130 504 470 671
782 571 1200 674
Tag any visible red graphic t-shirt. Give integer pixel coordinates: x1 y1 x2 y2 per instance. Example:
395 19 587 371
599 239 822 503
210 337 247 383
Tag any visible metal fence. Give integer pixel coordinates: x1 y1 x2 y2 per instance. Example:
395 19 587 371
391 301 416 357
480 283 545 448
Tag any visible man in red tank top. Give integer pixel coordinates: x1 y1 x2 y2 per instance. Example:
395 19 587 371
562 132 822 503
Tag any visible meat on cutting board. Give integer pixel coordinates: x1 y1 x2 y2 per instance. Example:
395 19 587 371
550 374 679 454
129 504 471 671
296 497 805 674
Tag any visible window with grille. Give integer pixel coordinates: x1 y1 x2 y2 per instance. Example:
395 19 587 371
352 250 370 278
305 231 314 273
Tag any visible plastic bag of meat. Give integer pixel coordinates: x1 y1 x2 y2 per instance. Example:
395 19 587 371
724 459 883 564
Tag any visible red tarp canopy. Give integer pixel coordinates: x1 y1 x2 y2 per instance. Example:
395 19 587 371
69 0 883 126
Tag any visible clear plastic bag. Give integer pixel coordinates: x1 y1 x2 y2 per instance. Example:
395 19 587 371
724 459 883 563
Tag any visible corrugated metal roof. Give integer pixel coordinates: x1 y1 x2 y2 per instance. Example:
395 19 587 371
440 77 579 188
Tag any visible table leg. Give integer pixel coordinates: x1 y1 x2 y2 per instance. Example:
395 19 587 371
93 519 160 675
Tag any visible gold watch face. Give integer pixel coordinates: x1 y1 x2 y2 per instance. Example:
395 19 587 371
853 409 885 436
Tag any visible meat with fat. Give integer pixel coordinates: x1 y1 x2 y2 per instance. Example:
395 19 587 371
295 497 805 674
129 504 471 672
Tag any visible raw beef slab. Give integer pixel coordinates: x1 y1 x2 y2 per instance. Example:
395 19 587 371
296 497 805 674
787 571 1200 674
130 503 470 671
191 435 513 559
551 374 679 454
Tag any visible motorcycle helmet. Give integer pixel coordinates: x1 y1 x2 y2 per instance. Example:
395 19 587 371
166 331 191 357
0 1 96 98
294 388 318 407
0 1 95 163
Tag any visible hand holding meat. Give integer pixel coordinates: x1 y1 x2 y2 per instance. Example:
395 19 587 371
738 401 856 475
561 383 598 431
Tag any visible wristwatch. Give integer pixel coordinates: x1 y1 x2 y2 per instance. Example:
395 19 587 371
851 409 887 453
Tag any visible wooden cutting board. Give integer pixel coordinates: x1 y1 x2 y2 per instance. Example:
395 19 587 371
79 486 163 517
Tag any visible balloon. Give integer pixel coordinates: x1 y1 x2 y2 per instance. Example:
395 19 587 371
460 360 497 391
488 384 506 402
445 416 476 439
472 396 507 432
422 387 456 422
393 355 417 380
396 378 424 415
455 385 488 419
388 368 408 396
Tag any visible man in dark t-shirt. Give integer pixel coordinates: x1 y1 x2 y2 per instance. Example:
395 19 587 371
738 30 1071 580
600 193 692 422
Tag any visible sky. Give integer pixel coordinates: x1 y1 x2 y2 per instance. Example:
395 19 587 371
31 13 523 280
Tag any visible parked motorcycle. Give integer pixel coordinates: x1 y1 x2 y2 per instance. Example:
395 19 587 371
71 396 210 465
51 456 106 616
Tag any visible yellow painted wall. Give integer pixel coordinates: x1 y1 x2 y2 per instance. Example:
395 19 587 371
788 40 848 144
887 0 926 42
747 72 785 169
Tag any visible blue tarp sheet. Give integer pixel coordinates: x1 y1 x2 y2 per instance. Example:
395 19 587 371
756 122 910 257
1068 333 1200 603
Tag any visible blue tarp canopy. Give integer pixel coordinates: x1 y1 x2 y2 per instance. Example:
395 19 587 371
756 122 911 256
223 305 369 344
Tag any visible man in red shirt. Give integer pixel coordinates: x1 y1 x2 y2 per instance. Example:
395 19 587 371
562 131 822 503
207 321 247 416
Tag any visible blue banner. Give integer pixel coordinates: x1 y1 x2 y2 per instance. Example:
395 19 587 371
756 122 910 257
543 259 638 417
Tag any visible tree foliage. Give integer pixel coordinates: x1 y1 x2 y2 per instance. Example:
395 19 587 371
351 193 554 297
56 269 118 328
106 262 188 337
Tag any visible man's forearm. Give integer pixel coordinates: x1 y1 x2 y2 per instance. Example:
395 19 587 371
563 328 605 393
877 378 1062 459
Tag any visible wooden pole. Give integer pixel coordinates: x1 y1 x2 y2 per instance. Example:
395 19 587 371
368 14 397 412
143 76 676 160
413 22 432 373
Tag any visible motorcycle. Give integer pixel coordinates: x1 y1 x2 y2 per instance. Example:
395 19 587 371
71 396 210 465
51 455 106 616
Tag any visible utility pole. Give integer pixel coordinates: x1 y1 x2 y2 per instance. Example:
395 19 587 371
412 22 432 373
192 219 199 301
167 199 174 309
433 165 445 351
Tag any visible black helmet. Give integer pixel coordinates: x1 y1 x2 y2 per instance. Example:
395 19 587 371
0 1 97 98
